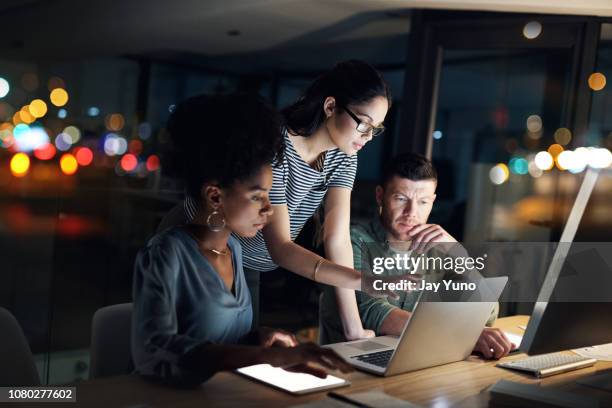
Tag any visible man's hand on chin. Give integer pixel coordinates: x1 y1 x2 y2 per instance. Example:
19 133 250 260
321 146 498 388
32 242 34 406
473 327 516 359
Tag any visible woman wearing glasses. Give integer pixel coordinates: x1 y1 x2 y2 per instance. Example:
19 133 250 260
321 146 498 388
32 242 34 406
184 60 390 341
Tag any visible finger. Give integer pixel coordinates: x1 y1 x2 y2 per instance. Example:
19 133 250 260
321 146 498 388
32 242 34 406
486 336 506 359
284 363 328 379
420 232 444 254
415 230 442 254
476 339 493 359
491 331 513 357
273 332 298 347
407 224 430 237
410 226 440 250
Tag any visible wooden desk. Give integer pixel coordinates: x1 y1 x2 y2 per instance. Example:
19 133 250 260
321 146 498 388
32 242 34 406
47 316 612 407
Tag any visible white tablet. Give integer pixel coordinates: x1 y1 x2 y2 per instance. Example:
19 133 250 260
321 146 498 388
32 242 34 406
236 364 350 395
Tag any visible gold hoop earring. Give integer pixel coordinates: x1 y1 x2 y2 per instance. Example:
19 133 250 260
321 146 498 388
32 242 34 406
378 206 382 216
206 210 226 232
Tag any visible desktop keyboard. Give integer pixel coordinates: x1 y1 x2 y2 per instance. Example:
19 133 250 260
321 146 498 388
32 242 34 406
352 349 394 368
497 352 596 378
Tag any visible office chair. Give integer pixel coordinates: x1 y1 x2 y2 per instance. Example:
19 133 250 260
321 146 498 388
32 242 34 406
89 303 133 379
0 307 41 386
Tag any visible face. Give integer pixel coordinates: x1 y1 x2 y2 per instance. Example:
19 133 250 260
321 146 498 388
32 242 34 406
376 175 437 242
207 165 274 238
325 95 389 156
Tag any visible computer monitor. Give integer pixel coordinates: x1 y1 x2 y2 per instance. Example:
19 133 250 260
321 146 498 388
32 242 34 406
520 167 612 355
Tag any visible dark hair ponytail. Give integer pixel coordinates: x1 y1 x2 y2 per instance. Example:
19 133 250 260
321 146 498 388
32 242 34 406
281 60 391 136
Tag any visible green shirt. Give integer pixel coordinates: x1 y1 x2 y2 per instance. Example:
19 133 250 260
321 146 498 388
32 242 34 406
318 216 498 345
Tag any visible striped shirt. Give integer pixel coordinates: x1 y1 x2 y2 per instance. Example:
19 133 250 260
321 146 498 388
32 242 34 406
184 129 357 271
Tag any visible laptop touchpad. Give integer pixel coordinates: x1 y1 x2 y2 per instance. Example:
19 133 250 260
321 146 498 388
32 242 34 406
346 341 387 352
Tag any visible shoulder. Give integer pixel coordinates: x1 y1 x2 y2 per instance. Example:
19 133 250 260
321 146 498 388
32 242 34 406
139 227 189 262
350 220 374 243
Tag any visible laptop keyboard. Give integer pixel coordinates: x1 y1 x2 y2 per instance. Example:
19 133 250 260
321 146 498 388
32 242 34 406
352 349 394 368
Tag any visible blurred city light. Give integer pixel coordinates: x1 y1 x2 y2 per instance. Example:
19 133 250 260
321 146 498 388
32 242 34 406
21 73 38 92
29 99 48 118
534 151 554 170
50 88 69 107
128 139 143 155
10 152 30 177
120 153 138 172
75 147 93 166
553 128 572 145
547 143 564 158
588 72 606 91
146 155 160 171
13 124 49 152
87 106 100 117
523 21 542 39
57 108 67 119
55 132 72 151
433 130 442 140
0 77 10 98
508 156 528 175
60 153 78 175
489 163 509 185
105 113 125 131
34 143 56 160
588 148 612 168
526 114 542 133
63 125 81 144
138 122 152 140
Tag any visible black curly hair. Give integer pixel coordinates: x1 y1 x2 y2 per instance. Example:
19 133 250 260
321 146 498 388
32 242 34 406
165 93 283 198
281 60 391 136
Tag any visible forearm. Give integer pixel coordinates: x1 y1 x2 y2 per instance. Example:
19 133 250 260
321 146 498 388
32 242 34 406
377 309 411 336
269 241 360 289
326 239 365 339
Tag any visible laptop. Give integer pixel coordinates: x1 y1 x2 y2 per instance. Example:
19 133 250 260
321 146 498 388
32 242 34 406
326 276 508 376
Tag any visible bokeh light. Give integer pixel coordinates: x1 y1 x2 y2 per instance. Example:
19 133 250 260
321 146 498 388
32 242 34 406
63 125 81 144
75 147 93 166
55 133 72 151
571 147 589 173
87 106 100 117
128 139 143 155
10 152 30 177
489 163 509 185
534 151 554 170
29 99 48 118
432 130 442 140
0 77 10 98
146 155 160 171
553 128 572 146
57 108 67 119
60 153 78 175
588 72 606 91
547 143 564 158
509 156 529 175
103 133 127 156
523 21 542 39
50 88 69 107
19 107 35 124
528 161 543 178
588 148 612 169
34 143 56 160
526 115 542 133
14 124 49 152
138 123 152 140
105 113 125 131
120 153 138 172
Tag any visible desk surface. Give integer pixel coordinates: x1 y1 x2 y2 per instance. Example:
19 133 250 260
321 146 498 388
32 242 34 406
55 316 612 407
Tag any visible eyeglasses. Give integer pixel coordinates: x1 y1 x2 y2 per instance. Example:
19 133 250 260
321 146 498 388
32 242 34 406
343 107 385 137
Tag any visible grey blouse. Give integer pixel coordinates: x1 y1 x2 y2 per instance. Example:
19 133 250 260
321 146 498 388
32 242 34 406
131 227 253 383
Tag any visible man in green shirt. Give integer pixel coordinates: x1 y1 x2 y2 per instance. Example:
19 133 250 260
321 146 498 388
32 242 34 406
319 152 515 359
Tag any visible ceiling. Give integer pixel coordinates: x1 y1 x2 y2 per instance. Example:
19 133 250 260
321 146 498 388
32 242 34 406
0 0 611 63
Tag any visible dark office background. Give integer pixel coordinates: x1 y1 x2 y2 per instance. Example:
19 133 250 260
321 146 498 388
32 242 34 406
0 2 610 383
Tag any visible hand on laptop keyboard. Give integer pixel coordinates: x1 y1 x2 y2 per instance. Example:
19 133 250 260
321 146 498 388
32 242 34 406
473 328 516 359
